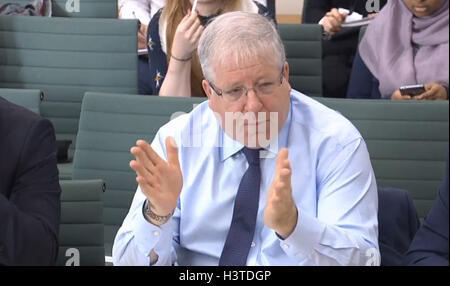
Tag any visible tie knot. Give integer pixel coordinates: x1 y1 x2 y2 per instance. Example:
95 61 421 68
243 147 261 165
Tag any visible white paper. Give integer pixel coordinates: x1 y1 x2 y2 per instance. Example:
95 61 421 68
318 8 363 25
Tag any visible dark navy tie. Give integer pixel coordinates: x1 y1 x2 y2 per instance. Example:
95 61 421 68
219 147 261 266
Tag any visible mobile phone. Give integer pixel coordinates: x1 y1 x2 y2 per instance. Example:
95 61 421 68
399 84 426 96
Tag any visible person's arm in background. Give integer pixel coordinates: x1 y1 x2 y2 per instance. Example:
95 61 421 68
346 51 381 99
403 156 449 266
303 0 348 36
159 11 204 97
118 0 153 50
303 0 332 23
254 0 267 7
413 83 448 101
391 83 448 101
118 0 152 23
0 118 61 266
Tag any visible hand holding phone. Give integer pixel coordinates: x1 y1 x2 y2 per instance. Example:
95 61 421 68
399 84 426 96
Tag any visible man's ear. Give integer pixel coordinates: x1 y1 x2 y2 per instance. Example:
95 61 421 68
283 61 290 83
202 79 216 109
202 79 212 100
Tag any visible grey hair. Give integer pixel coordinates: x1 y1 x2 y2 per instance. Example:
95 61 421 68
197 11 286 82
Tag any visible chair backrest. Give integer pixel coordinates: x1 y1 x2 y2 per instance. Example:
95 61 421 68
301 0 309 23
0 88 42 114
52 0 118 18
0 0 118 18
279 24 322 97
315 97 449 219
359 25 368 44
58 179 105 266
72 92 206 256
0 15 139 158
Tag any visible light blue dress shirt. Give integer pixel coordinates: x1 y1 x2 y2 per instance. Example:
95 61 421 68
113 89 379 266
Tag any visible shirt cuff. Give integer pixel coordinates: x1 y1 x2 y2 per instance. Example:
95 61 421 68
278 209 326 261
132 203 174 260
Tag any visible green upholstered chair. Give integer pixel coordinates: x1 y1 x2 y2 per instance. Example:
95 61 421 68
72 92 206 257
301 0 309 23
359 25 368 44
0 88 42 114
0 15 139 179
279 24 323 97
51 0 118 18
58 179 105 266
0 0 118 18
315 98 449 219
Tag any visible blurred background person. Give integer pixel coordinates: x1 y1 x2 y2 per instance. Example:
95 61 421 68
347 0 449 100
404 155 449 266
303 0 387 98
118 0 166 95
146 0 275 97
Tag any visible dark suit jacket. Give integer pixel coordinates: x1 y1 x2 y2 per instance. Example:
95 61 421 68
303 0 387 98
0 97 61 265
378 187 420 266
303 0 388 23
404 158 449 266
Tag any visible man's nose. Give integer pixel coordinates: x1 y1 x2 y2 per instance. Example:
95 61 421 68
244 88 263 112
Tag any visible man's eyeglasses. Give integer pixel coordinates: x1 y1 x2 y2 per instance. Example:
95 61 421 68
207 71 284 103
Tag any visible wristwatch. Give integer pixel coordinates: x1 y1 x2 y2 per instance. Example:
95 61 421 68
143 200 174 225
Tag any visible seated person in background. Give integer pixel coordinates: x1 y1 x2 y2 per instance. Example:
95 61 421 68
113 12 379 266
147 0 275 97
347 0 449 100
404 155 449 266
118 0 166 95
0 97 61 265
255 0 267 6
303 0 387 98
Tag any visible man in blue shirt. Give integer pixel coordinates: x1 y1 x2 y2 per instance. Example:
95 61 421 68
113 11 379 266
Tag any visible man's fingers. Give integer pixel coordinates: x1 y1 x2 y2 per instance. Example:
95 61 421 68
275 149 290 185
137 140 164 166
130 160 151 179
165 137 180 168
136 175 154 190
274 149 291 190
279 167 291 185
270 167 292 201
131 145 156 174
276 148 289 169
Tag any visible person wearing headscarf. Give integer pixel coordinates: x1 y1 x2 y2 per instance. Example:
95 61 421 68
347 0 449 100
